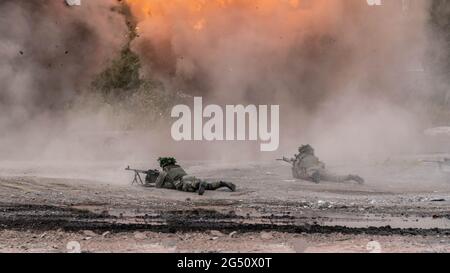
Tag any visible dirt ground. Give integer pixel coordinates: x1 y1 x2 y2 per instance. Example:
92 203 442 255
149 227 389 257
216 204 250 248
0 158 449 253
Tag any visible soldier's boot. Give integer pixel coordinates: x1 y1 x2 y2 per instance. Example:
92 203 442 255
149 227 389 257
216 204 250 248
348 175 365 185
204 181 236 192
311 171 321 184
198 182 207 195
220 181 236 192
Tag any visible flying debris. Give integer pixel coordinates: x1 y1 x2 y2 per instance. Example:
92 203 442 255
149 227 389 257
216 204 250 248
65 0 81 7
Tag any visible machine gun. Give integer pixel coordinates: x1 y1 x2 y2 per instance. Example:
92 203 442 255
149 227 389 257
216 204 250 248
276 157 294 165
125 166 160 185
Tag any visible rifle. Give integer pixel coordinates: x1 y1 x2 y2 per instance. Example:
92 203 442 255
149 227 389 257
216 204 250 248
277 157 294 165
125 166 160 185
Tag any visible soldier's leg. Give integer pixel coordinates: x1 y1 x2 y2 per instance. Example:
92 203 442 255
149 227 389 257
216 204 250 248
180 176 237 195
178 176 201 193
179 176 235 195
179 176 220 195
319 170 364 184
204 181 236 192
347 174 365 184
321 173 350 183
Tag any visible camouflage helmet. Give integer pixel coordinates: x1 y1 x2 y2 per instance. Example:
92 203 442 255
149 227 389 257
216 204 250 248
298 144 314 155
158 157 177 168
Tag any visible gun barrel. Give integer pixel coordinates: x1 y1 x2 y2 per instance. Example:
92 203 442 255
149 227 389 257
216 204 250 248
277 157 293 164
125 167 150 174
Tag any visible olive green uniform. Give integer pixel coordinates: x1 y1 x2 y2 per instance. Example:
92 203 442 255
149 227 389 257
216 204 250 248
292 153 354 183
290 146 364 184
154 164 231 193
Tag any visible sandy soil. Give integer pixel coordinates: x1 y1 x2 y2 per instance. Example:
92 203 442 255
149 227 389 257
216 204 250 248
0 159 448 253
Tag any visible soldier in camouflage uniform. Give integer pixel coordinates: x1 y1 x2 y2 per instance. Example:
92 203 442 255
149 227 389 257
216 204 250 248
283 145 364 184
149 157 236 195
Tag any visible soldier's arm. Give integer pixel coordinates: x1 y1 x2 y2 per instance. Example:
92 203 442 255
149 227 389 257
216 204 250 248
282 157 294 163
155 171 168 188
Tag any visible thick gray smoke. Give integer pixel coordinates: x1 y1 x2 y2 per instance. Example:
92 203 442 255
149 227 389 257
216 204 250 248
0 0 127 159
129 0 427 102
0 0 448 163
127 0 440 161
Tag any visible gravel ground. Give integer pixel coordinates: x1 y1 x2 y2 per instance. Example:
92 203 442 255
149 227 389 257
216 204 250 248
0 159 448 253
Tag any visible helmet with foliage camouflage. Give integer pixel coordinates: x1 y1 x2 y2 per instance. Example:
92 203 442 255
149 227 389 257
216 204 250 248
298 145 314 155
158 157 177 168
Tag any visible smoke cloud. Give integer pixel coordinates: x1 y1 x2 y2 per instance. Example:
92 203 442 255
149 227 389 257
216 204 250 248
0 0 448 162
0 0 127 159
125 0 438 160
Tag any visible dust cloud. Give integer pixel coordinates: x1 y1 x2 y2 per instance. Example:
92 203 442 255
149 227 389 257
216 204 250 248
126 0 441 161
0 0 448 165
0 0 128 160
